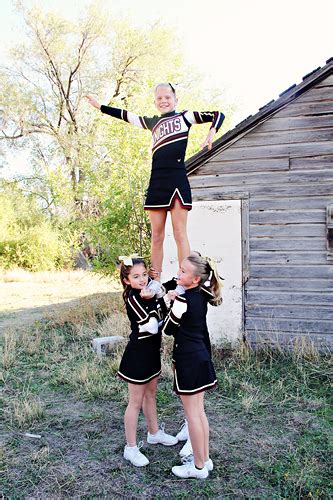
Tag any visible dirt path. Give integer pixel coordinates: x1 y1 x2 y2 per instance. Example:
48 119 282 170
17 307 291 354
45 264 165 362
0 270 120 330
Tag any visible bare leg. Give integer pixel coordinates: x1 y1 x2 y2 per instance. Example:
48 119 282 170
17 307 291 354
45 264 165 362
170 199 191 266
180 392 208 468
124 383 146 446
142 377 159 434
148 209 167 280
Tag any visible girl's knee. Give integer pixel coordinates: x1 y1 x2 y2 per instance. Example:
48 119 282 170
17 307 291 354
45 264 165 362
172 227 188 244
151 231 165 246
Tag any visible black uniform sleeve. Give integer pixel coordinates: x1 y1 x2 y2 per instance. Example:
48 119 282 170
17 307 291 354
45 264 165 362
162 277 178 292
126 291 159 325
183 110 225 132
100 105 156 130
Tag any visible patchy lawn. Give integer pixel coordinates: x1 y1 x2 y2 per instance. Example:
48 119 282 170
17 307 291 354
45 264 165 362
1 272 332 498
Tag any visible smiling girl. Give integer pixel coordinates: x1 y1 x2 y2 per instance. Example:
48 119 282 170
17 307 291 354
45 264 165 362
86 85 225 278
118 256 177 467
162 252 223 479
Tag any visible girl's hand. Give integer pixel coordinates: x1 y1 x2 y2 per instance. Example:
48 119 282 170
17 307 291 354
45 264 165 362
140 287 155 300
201 127 216 151
85 95 101 109
167 290 178 301
149 267 161 280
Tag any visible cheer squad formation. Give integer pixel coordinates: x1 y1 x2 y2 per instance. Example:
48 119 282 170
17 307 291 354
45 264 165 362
86 83 225 479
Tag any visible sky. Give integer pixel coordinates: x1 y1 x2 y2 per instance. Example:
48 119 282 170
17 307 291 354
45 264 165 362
0 0 332 174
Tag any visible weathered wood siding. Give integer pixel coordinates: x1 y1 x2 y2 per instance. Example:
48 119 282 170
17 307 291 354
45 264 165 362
189 72 333 347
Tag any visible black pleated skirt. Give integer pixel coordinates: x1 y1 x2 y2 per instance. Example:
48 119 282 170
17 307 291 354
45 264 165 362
173 349 217 395
118 334 162 384
144 165 192 210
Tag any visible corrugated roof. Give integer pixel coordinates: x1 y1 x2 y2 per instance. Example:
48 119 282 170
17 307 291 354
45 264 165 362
186 57 333 175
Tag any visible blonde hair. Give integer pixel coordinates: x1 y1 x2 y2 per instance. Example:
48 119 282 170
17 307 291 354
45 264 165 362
154 82 176 95
186 251 223 306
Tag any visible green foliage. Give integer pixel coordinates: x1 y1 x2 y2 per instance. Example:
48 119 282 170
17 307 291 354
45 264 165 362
0 183 76 270
0 2 235 271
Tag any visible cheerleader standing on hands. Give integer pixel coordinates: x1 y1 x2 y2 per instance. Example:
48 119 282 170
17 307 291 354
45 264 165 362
162 252 223 479
86 84 225 278
118 256 178 467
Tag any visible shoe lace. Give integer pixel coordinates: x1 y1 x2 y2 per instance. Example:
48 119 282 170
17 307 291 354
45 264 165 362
160 423 165 434
136 440 144 452
178 419 187 431
181 454 194 464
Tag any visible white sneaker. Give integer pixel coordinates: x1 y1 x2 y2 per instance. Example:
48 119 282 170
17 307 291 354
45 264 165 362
182 455 213 471
179 437 193 457
123 442 149 467
175 420 188 441
172 463 209 479
147 423 178 446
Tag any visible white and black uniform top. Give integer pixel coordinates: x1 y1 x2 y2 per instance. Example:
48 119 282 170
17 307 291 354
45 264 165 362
100 105 225 210
117 279 176 385
162 285 218 395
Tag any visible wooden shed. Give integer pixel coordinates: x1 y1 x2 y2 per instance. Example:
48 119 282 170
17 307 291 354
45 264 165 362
186 58 333 348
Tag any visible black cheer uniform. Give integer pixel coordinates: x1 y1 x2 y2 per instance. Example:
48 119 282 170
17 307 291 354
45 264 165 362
100 106 225 211
162 286 217 395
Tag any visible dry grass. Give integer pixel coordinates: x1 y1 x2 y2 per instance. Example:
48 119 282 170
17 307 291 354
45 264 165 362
1 270 331 498
0 269 121 330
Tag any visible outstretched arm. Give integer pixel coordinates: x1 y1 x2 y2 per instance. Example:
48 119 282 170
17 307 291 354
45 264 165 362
85 95 152 130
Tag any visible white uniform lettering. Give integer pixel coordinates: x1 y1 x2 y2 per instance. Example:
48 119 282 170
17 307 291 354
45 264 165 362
152 117 182 145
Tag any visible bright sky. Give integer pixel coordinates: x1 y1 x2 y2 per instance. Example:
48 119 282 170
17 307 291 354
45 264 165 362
0 0 332 174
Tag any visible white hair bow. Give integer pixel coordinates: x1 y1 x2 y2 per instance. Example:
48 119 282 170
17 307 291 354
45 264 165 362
118 254 143 266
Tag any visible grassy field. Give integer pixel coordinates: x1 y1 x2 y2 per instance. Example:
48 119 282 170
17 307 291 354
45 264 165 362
1 271 332 498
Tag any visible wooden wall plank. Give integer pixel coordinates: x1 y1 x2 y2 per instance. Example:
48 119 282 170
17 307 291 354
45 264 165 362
246 317 333 334
290 155 333 170
294 86 333 102
251 251 328 265
277 101 333 117
250 238 325 251
250 196 333 210
248 278 333 291
245 331 333 347
246 304 333 320
250 210 325 224
251 264 333 279
190 170 333 189
212 141 333 161
191 183 333 199
250 224 325 238
246 290 332 305
191 158 290 175
255 115 333 132
231 128 333 148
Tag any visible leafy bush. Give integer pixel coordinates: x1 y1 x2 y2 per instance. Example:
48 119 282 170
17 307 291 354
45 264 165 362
0 184 75 270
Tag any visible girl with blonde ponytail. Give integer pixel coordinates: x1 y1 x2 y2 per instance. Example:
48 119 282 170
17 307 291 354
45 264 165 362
162 251 223 479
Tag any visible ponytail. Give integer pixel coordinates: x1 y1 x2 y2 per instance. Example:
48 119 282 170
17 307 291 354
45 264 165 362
186 251 223 306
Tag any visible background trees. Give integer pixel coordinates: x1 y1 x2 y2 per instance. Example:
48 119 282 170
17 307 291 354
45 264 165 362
0 1 232 270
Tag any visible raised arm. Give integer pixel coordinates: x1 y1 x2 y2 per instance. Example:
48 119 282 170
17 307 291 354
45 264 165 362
183 110 225 151
85 95 153 130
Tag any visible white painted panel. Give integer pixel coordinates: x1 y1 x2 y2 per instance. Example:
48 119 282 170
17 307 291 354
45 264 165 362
162 200 243 345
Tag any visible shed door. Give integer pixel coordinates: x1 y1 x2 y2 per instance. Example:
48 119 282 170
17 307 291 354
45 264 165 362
162 200 243 345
